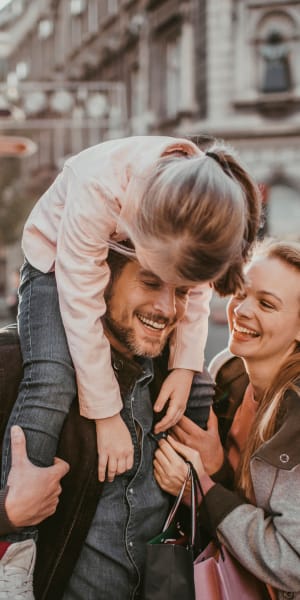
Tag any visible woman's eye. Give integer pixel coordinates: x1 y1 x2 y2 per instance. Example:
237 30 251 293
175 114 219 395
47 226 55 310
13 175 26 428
260 300 274 309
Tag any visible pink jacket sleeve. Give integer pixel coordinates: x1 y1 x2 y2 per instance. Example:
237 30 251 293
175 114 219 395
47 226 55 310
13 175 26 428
168 283 212 372
55 166 123 419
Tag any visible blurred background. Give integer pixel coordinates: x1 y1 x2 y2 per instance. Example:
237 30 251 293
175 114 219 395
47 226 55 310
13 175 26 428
0 0 299 364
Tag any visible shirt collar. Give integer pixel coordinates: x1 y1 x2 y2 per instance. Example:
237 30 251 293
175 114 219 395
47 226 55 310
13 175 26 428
111 347 153 398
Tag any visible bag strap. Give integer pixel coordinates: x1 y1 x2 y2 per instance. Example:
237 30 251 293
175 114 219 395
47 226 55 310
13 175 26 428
160 459 224 553
162 462 191 531
189 462 224 558
162 461 198 549
161 457 225 555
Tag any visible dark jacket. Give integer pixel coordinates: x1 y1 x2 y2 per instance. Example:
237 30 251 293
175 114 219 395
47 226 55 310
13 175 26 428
0 325 24 535
0 325 213 599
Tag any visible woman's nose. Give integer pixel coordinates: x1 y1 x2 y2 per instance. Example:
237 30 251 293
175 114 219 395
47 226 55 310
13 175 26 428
234 297 253 318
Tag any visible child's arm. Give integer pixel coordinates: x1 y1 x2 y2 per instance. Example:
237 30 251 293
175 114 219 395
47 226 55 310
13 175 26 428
153 368 194 434
45 166 127 431
95 413 134 482
154 283 212 433
168 283 212 373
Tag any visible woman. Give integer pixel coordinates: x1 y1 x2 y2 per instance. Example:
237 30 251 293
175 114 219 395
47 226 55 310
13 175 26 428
154 239 300 600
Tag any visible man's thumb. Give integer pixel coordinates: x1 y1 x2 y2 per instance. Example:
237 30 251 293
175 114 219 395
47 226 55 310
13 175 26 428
10 425 27 466
52 456 70 478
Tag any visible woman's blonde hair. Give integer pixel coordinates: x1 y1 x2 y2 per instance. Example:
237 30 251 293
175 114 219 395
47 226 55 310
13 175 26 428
237 239 300 498
111 141 262 295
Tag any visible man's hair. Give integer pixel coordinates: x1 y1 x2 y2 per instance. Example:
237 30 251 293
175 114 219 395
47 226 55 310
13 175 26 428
105 245 133 302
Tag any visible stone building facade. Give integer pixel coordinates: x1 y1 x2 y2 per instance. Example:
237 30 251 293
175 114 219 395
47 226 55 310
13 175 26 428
0 0 299 285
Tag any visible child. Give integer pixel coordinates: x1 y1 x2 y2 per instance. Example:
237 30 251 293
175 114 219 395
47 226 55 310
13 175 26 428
2 136 261 490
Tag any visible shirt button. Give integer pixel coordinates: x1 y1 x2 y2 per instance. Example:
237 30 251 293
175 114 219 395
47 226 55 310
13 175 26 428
131 396 135 402
129 488 134 494
280 453 290 464
129 541 133 547
113 359 123 371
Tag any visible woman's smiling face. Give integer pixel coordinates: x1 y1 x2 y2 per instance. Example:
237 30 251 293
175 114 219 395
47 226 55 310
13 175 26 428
227 255 300 367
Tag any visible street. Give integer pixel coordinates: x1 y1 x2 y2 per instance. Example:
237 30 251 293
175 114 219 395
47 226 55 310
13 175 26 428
205 319 229 366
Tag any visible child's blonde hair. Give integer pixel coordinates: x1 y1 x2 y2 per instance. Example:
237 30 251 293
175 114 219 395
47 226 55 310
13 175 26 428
111 141 262 295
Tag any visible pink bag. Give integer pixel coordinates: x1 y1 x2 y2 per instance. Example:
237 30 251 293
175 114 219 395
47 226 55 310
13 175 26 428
194 541 270 599
192 464 270 600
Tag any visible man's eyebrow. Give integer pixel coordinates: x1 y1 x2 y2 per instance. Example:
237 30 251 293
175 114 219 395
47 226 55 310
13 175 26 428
138 269 159 279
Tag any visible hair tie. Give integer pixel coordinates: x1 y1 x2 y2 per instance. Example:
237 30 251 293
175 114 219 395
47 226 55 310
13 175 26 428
206 151 232 178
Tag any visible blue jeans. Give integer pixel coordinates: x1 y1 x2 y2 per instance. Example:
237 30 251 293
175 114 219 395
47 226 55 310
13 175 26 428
1 261 76 540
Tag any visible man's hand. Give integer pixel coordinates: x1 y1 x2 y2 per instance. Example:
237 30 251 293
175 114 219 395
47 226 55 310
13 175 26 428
5 426 70 528
153 369 194 433
95 413 134 483
171 409 224 475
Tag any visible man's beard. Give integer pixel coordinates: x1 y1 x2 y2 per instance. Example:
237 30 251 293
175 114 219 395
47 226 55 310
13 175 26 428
104 310 167 358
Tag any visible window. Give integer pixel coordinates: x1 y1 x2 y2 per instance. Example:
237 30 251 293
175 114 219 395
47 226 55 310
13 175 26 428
107 0 119 15
266 184 300 238
151 23 185 123
260 30 291 93
98 0 119 21
255 9 296 98
87 0 98 34
70 10 82 49
70 0 86 16
130 67 140 118
233 4 299 113
166 36 181 118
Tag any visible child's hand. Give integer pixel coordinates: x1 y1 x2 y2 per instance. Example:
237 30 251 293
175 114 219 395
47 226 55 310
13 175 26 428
153 369 194 434
95 413 134 482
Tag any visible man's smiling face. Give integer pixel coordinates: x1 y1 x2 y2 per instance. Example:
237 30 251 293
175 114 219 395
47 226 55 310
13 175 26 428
104 259 191 359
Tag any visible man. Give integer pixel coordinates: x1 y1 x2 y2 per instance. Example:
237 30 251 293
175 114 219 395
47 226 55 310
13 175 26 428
0 326 69 599
0 426 69 597
0 426 69 535
0 250 214 599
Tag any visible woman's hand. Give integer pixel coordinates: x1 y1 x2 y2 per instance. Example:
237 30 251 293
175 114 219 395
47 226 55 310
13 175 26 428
171 408 224 475
154 436 205 499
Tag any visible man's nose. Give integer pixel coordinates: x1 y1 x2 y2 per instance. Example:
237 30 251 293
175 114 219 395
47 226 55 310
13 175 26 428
153 286 176 317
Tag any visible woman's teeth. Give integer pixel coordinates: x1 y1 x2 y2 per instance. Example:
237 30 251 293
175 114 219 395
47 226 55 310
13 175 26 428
234 323 259 337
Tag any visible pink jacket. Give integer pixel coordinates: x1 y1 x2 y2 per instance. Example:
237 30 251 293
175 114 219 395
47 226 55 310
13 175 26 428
22 136 212 419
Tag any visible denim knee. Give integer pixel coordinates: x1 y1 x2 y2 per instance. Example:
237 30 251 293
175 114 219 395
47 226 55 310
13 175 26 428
2 262 76 478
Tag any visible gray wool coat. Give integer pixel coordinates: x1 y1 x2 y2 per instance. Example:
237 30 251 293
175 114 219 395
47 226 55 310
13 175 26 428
207 349 300 600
